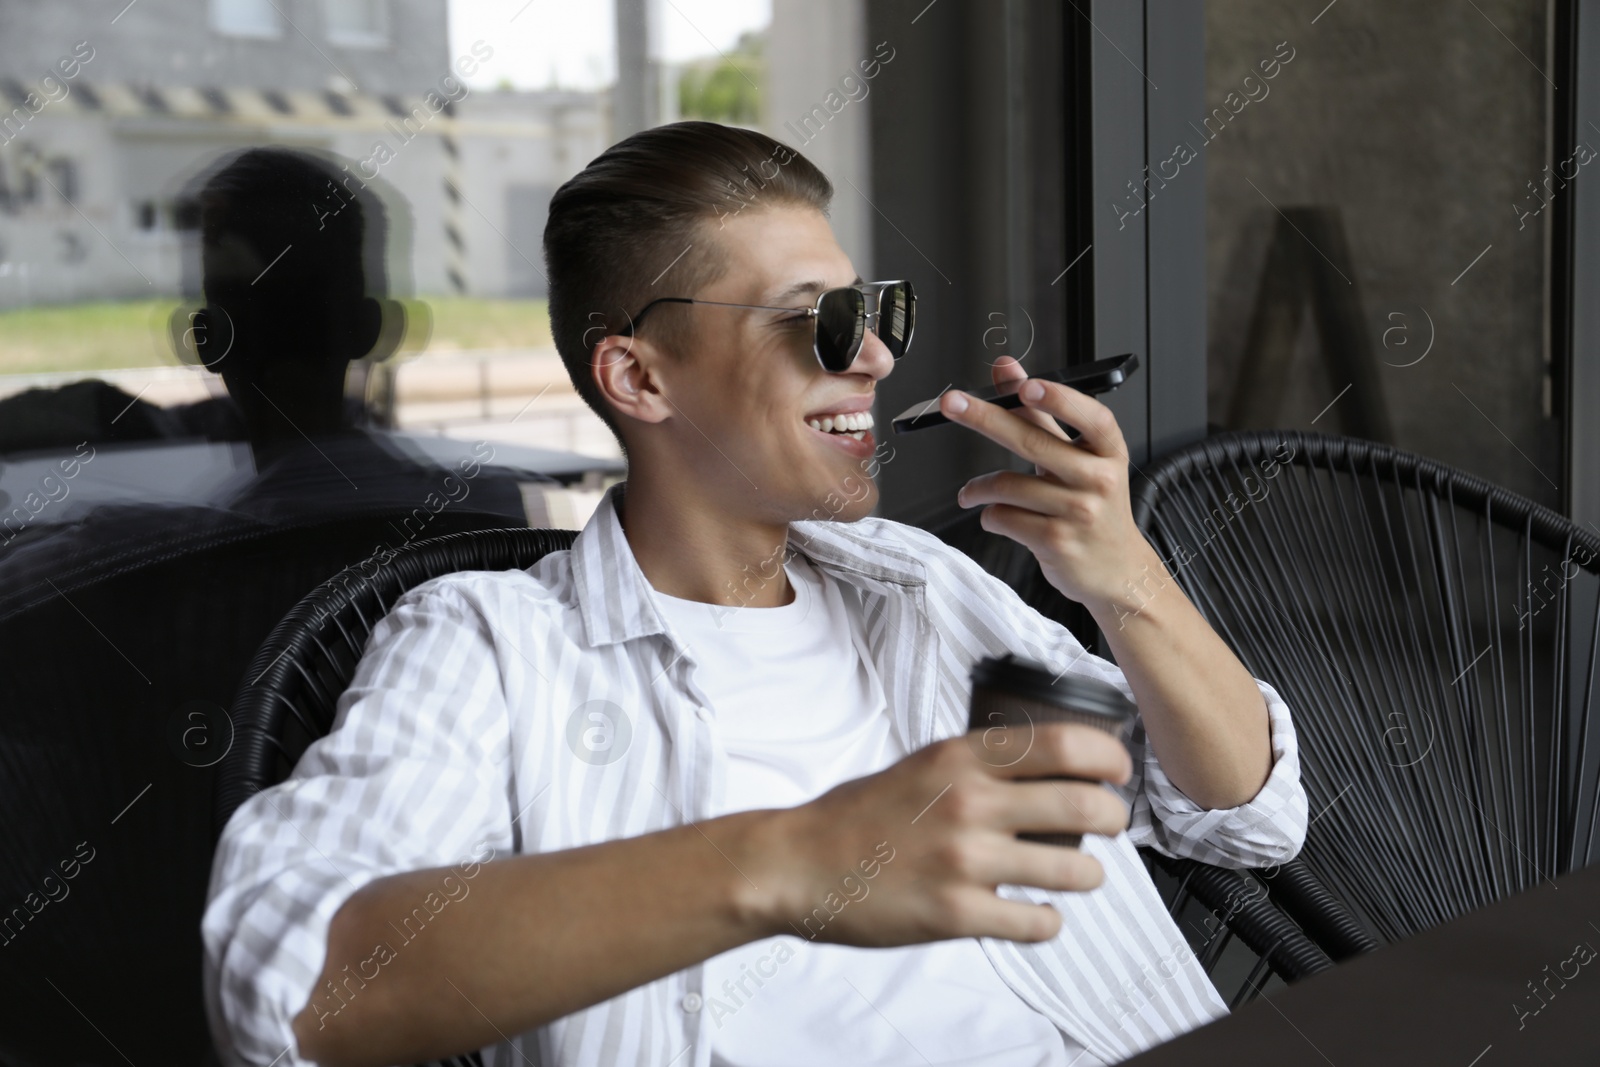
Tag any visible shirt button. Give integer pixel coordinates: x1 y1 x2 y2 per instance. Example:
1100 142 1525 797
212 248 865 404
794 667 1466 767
681 992 703 1013
696 707 713 724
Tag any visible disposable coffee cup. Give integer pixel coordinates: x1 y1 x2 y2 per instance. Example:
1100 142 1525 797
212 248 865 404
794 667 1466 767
968 653 1136 848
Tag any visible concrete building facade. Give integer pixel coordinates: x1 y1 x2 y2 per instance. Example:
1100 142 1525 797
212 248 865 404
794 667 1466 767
0 0 607 309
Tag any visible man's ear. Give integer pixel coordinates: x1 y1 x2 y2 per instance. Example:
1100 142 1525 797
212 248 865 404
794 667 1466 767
170 304 230 370
348 295 391 359
359 296 408 362
592 333 671 428
171 304 204 365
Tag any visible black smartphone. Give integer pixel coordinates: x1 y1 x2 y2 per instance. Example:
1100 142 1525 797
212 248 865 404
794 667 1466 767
890 352 1140 434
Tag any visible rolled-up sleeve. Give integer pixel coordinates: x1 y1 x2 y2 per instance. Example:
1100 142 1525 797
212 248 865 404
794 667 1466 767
903 524 1307 872
1038 646 1308 871
202 577 516 1066
1122 677 1308 869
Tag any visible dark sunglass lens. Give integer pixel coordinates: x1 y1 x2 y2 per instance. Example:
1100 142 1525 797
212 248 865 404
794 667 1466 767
881 282 914 358
817 287 866 371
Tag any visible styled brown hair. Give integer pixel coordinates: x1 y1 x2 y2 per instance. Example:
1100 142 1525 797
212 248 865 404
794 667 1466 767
543 121 833 453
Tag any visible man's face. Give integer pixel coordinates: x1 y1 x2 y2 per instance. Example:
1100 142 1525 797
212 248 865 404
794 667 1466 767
645 204 896 524
202 232 353 435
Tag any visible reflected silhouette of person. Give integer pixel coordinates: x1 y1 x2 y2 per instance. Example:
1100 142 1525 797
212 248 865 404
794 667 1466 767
181 145 400 462
0 148 379 458
174 146 542 525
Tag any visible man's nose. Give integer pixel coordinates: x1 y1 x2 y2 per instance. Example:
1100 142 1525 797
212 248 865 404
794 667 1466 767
844 324 896 380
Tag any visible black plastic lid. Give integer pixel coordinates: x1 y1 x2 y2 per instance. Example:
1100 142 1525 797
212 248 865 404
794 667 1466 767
971 653 1134 721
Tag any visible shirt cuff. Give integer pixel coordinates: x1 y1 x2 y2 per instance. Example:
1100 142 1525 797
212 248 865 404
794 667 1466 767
203 831 390 1064
1137 677 1309 870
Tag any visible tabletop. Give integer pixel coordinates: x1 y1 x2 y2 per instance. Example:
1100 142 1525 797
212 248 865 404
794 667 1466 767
1123 860 1600 1065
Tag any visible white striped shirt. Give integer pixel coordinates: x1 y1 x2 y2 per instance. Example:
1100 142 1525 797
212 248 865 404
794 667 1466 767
203 480 1307 1067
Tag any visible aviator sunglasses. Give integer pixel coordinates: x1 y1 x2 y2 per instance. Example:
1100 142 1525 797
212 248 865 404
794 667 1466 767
621 279 916 373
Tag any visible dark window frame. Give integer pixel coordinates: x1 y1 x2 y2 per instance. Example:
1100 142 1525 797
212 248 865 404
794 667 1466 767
1556 0 1598 528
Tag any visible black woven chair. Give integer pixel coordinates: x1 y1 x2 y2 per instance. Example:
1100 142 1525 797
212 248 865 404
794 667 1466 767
213 526 578 1066
0 503 536 1067
922 503 1340 1003
1129 430 1600 956
213 520 1332 1066
215 526 580 828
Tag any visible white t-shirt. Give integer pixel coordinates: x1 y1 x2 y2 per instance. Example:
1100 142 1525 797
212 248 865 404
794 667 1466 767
654 554 1101 1067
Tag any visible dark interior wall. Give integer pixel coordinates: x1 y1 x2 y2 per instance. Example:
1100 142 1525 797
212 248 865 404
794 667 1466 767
865 0 1005 524
865 0 1070 525
1204 0 1560 508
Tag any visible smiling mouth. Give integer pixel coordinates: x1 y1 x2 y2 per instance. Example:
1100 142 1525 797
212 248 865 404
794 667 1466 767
805 411 874 441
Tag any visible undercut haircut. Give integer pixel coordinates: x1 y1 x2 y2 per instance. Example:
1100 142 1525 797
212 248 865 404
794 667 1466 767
543 120 833 454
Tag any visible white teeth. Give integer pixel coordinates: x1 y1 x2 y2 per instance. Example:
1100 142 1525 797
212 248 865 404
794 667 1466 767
849 431 865 440
806 411 875 433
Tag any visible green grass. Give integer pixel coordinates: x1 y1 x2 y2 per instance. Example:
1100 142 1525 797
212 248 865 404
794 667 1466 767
0 296 553 376
0 300 179 375
409 297 553 352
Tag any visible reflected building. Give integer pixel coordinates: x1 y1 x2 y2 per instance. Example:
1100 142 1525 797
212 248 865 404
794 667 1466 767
0 0 606 310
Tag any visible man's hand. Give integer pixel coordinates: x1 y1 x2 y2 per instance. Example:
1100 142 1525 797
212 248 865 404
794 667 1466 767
290 724 1131 1067
939 355 1162 613
935 355 1275 811
743 723 1132 946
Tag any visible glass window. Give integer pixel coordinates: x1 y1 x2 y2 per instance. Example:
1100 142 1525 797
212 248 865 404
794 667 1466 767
0 0 901 551
1205 0 1561 508
208 0 282 38
325 0 390 48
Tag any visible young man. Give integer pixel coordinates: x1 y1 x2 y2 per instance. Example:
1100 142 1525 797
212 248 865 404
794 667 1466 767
204 121 1305 1067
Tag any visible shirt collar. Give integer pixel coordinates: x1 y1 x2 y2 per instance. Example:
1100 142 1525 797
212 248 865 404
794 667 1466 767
568 480 928 649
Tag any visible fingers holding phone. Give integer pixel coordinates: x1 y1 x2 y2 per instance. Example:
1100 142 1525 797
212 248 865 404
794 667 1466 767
990 356 1072 464
890 352 1138 434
